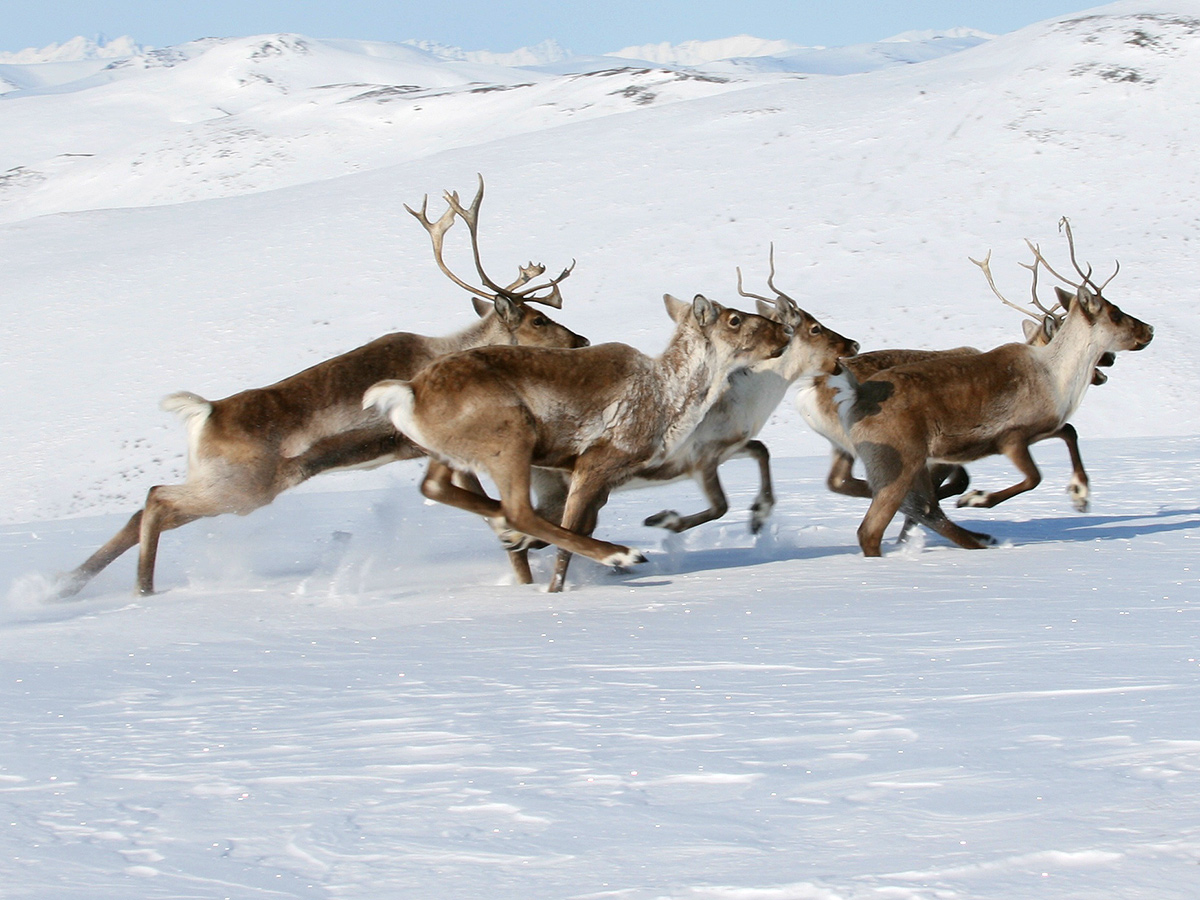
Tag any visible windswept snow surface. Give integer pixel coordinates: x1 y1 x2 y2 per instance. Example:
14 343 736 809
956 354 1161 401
3 2 1200 897
2 442 1199 899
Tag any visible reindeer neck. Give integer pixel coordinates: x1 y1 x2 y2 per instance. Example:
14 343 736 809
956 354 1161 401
1039 311 1107 420
426 314 511 355
650 325 733 453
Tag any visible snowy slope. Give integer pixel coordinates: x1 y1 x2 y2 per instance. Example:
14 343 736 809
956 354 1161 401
2 4 1200 898
2 0 1197 524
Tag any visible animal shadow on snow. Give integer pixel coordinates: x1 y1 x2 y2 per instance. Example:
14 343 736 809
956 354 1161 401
986 506 1200 546
580 534 853 586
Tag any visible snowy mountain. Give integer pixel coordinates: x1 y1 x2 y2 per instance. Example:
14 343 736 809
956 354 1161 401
406 37 573 66
2 3 1199 899
0 34 142 64
607 34 805 65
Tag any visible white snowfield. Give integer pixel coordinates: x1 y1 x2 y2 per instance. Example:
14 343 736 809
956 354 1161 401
2 2 1199 898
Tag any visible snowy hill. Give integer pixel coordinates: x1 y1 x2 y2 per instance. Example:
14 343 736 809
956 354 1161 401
3 0 1197 524
2 4 1199 898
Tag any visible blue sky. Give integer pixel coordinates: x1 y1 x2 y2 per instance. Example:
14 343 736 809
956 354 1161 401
4 1 1098 56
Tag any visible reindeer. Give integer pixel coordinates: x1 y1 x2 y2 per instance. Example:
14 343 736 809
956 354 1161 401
794 246 1116 529
632 250 858 534
365 292 795 592
490 251 858 584
836 219 1153 557
56 177 588 598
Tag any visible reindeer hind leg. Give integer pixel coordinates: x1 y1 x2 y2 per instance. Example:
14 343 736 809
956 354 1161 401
56 509 145 599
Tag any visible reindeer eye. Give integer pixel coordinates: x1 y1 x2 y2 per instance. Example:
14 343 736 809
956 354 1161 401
727 315 742 328
532 316 549 327
809 323 822 336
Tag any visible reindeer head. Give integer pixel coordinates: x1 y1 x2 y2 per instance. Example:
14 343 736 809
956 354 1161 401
663 293 793 369
973 218 1153 379
410 175 589 350
735 246 860 379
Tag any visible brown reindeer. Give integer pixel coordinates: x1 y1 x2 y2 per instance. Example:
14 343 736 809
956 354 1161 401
838 219 1153 557
794 246 1115 530
57 178 588 598
365 293 795 592
492 251 858 584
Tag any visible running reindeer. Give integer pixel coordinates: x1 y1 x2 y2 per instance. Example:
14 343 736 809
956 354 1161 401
835 218 1152 557
57 177 588 598
493 249 858 584
365 288 800 593
794 238 1118 540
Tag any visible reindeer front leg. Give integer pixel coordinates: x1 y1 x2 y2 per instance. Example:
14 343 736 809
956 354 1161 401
956 439 1043 510
1048 423 1089 512
644 466 730 533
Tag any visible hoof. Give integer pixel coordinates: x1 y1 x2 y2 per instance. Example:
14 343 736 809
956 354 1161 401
749 499 774 534
956 490 989 509
1067 483 1090 513
644 510 683 531
603 547 647 568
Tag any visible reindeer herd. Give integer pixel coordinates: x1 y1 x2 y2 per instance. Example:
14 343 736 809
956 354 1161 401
55 177 1154 598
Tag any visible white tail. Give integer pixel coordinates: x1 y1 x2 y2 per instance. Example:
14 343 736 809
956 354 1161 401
57 177 588 599
367 293 795 592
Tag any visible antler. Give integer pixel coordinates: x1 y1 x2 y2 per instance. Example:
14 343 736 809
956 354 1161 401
969 250 1044 322
440 175 574 309
736 243 799 315
1022 218 1119 297
406 175 574 308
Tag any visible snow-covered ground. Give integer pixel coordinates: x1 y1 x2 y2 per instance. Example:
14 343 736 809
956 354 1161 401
2 2 1199 897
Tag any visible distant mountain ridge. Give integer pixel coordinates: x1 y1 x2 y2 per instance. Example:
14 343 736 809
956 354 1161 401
1 29 991 69
0 35 143 64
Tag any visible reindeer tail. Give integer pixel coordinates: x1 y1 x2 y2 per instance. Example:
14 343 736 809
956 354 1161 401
160 390 212 424
827 366 861 431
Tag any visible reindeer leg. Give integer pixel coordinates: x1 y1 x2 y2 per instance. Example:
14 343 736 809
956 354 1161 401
56 509 144 599
827 448 872 498
957 440 1042 509
1049 423 1089 512
420 461 503 517
548 471 614 593
287 428 419 484
931 463 971 500
898 462 971 543
744 440 775 533
644 465 729 533
856 442 929 557
137 486 204 596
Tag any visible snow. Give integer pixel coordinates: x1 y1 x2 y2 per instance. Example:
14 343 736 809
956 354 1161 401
2 2 1200 897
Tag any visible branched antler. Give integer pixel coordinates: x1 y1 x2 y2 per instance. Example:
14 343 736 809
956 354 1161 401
406 174 573 308
969 250 1043 321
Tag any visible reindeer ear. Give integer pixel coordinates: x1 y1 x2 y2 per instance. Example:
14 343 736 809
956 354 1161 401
1077 284 1103 315
472 296 491 319
1021 320 1040 343
756 299 780 322
493 294 522 327
663 293 689 323
1054 286 1074 309
692 294 721 327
